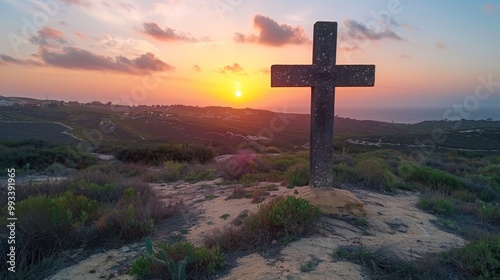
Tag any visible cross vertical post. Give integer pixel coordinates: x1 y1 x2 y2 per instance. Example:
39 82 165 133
271 21 375 188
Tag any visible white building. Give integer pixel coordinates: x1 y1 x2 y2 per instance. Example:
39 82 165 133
0 100 14 107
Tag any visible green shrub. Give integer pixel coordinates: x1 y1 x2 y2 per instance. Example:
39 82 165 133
450 237 500 279
478 203 500 225
130 238 224 279
262 146 282 154
355 158 399 191
95 185 168 241
162 161 187 182
184 169 217 183
451 189 476 202
116 143 215 165
204 196 321 251
418 194 453 216
68 180 122 202
285 162 309 187
333 163 359 187
0 140 97 171
480 164 500 189
300 258 320 272
17 192 99 235
399 163 464 192
128 256 152 279
268 196 321 236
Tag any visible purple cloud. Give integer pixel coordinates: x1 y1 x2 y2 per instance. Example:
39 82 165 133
235 14 309 46
30 27 67 47
39 47 173 74
0 55 43 66
141 22 195 42
217 63 247 75
341 19 403 42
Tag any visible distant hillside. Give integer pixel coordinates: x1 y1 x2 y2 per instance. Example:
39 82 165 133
1 97 499 154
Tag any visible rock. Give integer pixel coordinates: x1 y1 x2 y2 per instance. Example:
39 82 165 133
296 186 366 217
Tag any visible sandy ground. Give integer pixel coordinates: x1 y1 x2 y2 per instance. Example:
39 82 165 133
48 179 465 280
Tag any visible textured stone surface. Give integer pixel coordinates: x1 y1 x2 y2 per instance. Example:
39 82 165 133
271 21 375 188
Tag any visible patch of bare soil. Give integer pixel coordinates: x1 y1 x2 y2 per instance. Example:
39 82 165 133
49 180 465 280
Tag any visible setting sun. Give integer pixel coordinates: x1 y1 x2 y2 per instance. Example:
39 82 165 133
235 90 242 97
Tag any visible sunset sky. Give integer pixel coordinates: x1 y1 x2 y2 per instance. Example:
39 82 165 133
0 0 499 117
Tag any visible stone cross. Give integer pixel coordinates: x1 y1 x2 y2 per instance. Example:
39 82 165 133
271 21 375 188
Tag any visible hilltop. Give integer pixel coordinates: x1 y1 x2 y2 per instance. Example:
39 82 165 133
1 97 499 154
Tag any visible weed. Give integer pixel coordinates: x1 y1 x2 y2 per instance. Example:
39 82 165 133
478 202 500 225
204 194 218 200
300 257 320 272
232 209 250 226
285 162 309 188
354 217 369 228
226 186 252 200
220 214 230 220
251 186 266 203
162 161 187 182
333 245 449 280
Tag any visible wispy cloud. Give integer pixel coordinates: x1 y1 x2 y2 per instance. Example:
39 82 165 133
217 63 247 75
29 27 67 47
193 64 202 72
38 47 173 74
61 0 92 7
399 54 412 59
141 22 197 42
2 24 172 75
235 14 309 46
435 41 447 50
341 19 403 41
0 54 44 66
339 19 404 52
97 34 160 56
483 3 497 14
74 31 88 40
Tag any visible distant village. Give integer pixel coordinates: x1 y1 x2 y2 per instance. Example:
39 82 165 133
0 97 258 120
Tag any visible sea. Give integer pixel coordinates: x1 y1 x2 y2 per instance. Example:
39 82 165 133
281 107 500 124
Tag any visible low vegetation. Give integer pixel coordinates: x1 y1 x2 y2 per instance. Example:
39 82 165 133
0 140 96 173
2 135 500 279
203 196 321 252
129 237 224 279
0 149 177 280
115 143 216 165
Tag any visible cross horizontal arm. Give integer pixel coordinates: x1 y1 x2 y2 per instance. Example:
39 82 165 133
271 65 316 87
271 65 375 87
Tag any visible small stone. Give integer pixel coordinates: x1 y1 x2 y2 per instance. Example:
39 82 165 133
120 246 130 253
89 269 96 274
